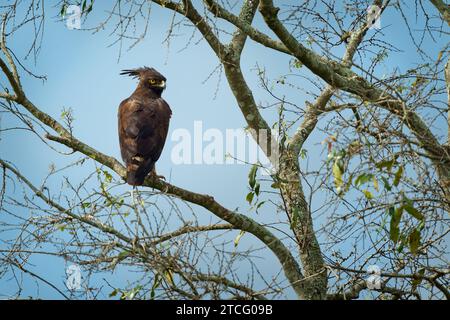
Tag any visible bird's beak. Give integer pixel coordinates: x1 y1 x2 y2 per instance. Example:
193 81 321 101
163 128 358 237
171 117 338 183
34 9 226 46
158 80 166 89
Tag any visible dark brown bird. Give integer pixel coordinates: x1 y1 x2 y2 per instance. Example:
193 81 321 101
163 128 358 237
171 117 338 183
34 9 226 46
118 67 172 185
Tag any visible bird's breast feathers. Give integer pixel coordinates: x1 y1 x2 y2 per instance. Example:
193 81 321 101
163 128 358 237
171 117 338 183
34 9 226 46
120 97 171 118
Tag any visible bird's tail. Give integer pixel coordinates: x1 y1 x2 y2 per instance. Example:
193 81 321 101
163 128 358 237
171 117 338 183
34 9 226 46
127 170 145 186
126 159 154 186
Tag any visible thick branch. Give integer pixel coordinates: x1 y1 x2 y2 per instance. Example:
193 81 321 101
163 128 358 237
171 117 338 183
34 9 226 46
203 0 290 54
0 15 22 99
430 0 450 26
229 0 259 55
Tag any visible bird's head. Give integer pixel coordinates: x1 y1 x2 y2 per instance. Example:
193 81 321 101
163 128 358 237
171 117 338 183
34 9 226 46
120 67 167 96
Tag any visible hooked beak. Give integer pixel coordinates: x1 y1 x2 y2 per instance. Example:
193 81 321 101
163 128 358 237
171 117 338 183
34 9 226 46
157 80 166 89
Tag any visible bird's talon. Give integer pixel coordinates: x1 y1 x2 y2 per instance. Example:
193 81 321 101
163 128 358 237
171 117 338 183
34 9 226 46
150 173 165 181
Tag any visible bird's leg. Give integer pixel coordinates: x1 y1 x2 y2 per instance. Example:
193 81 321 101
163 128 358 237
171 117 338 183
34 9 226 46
148 166 165 181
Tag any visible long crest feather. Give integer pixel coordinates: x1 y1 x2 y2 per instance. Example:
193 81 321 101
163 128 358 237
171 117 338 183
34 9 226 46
120 67 154 79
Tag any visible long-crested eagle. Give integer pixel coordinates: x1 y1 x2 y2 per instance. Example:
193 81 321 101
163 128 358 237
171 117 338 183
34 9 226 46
118 67 172 186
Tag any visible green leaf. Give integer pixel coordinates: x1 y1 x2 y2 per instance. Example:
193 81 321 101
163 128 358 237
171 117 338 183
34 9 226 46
343 173 353 194
234 230 245 247
103 170 113 183
86 0 94 14
437 50 444 62
151 274 161 300
109 289 118 298
255 201 266 210
373 176 379 192
248 164 258 189
81 202 91 208
299 149 308 159
292 59 303 69
389 206 403 243
277 77 285 85
355 173 373 187
362 189 373 199
403 203 424 221
375 156 397 172
381 176 391 191
332 160 343 190
408 229 421 255
393 165 403 187
254 182 260 196
164 269 174 286
246 192 254 205
271 182 280 189
60 4 68 16
117 251 129 259
56 224 66 232
397 233 407 253
126 285 143 300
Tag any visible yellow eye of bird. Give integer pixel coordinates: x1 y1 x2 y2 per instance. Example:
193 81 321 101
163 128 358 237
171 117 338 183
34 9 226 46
150 79 156 84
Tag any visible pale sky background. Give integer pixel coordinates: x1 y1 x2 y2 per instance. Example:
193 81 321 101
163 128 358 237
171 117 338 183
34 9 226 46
0 1 447 299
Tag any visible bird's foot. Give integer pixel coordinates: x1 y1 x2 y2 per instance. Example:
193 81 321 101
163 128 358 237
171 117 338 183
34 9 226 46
148 168 165 181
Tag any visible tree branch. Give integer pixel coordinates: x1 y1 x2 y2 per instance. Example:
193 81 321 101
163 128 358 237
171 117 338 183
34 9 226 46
6 257 70 300
152 0 227 59
0 159 133 243
203 0 289 54
430 0 450 26
327 279 419 300
445 58 450 145
0 162 267 299
192 274 268 300
290 1 390 155
228 0 259 55
258 0 450 185
149 223 236 245
0 15 22 99
42 132 307 296
327 264 450 300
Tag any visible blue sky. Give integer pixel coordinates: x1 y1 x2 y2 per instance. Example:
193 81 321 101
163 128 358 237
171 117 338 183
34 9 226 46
0 1 447 299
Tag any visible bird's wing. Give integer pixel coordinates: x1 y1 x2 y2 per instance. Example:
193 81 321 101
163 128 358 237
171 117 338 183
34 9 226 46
118 97 171 164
